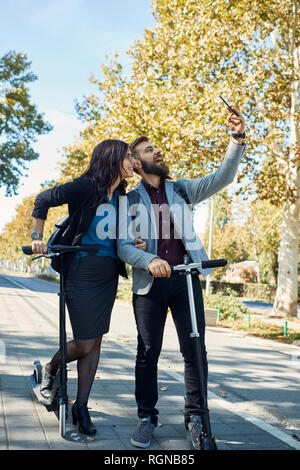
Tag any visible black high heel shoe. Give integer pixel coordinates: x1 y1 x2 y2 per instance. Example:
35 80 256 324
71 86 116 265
71 402 96 436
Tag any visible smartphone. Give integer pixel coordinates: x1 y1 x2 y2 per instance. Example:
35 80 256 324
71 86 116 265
219 95 239 116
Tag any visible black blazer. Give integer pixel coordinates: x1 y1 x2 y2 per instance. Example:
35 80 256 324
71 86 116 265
32 176 128 278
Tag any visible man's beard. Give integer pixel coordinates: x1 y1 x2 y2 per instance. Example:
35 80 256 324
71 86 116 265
140 159 170 178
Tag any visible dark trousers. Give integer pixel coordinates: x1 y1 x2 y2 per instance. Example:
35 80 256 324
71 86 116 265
132 272 208 425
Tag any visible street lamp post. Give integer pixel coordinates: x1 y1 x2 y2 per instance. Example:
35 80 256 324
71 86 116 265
205 195 214 296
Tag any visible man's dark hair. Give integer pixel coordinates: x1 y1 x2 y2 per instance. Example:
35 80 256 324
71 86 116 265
129 136 149 160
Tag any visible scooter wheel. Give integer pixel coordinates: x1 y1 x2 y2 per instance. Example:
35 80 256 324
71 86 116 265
200 434 218 450
33 360 42 384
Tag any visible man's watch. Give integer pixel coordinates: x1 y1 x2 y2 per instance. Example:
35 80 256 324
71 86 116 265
31 232 43 240
231 132 246 138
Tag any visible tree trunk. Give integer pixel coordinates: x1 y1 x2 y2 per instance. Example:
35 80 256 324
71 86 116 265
273 201 299 317
253 241 261 284
273 23 299 318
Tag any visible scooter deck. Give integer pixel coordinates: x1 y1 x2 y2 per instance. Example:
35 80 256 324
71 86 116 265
30 373 58 410
30 360 60 411
30 361 69 437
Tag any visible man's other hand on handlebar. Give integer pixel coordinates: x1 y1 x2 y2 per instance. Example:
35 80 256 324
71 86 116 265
32 240 48 255
148 258 172 278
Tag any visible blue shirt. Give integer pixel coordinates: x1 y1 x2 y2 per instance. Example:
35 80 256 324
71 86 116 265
77 189 119 259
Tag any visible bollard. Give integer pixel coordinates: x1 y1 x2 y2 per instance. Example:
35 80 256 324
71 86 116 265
247 313 251 328
283 321 288 337
217 309 220 322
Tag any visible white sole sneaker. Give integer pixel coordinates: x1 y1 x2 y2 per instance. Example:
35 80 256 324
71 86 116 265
130 437 151 448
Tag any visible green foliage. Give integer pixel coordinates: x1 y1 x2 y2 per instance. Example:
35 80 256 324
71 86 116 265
242 282 277 302
69 0 299 204
244 199 283 282
53 0 299 212
203 195 283 283
202 190 251 275
0 51 52 195
116 279 133 303
0 191 68 260
204 288 249 320
0 194 35 261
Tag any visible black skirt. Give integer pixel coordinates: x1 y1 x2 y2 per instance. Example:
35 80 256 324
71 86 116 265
65 255 119 340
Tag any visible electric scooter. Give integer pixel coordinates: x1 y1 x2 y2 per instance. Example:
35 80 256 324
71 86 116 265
22 243 99 437
172 255 227 451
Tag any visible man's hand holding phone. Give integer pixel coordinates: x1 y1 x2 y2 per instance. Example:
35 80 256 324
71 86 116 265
219 96 246 145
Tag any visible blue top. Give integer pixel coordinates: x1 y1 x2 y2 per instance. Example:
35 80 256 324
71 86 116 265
77 189 119 259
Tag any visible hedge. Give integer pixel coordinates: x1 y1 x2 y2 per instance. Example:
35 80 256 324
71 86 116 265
200 280 300 303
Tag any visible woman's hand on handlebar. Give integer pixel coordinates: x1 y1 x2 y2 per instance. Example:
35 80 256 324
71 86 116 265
31 240 48 254
148 258 171 278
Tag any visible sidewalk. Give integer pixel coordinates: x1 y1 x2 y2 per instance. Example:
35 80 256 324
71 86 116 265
0 273 299 451
242 300 300 333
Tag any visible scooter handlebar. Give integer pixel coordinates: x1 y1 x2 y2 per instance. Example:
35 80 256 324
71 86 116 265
171 258 227 272
199 258 227 269
22 245 100 256
22 245 35 255
147 258 227 276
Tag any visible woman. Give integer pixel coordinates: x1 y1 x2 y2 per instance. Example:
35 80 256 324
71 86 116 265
31 139 144 436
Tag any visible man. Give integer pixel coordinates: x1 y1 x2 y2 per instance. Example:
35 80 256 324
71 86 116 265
117 107 246 449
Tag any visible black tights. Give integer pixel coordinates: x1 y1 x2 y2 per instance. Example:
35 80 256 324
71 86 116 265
45 336 102 407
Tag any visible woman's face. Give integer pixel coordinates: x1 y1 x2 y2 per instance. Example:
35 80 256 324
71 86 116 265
120 148 136 179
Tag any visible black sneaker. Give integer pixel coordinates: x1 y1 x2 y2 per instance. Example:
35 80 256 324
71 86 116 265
131 417 156 448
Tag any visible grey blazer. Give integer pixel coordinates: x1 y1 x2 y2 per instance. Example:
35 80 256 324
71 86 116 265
117 141 245 295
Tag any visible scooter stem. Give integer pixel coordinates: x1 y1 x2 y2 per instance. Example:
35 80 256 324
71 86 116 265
183 255 216 447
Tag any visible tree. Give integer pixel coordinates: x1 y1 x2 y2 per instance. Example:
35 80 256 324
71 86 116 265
202 193 283 283
0 195 36 263
0 51 52 195
202 191 250 275
243 200 283 284
0 191 67 265
74 0 299 316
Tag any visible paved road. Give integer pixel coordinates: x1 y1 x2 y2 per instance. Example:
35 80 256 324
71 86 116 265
0 272 300 451
243 300 300 317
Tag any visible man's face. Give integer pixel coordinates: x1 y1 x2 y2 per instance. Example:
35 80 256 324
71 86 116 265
135 141 169 177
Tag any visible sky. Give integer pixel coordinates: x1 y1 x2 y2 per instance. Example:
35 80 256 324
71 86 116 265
0 0 208 234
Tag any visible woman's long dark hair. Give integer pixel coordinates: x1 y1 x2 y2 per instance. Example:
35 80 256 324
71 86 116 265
82 139 128 206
